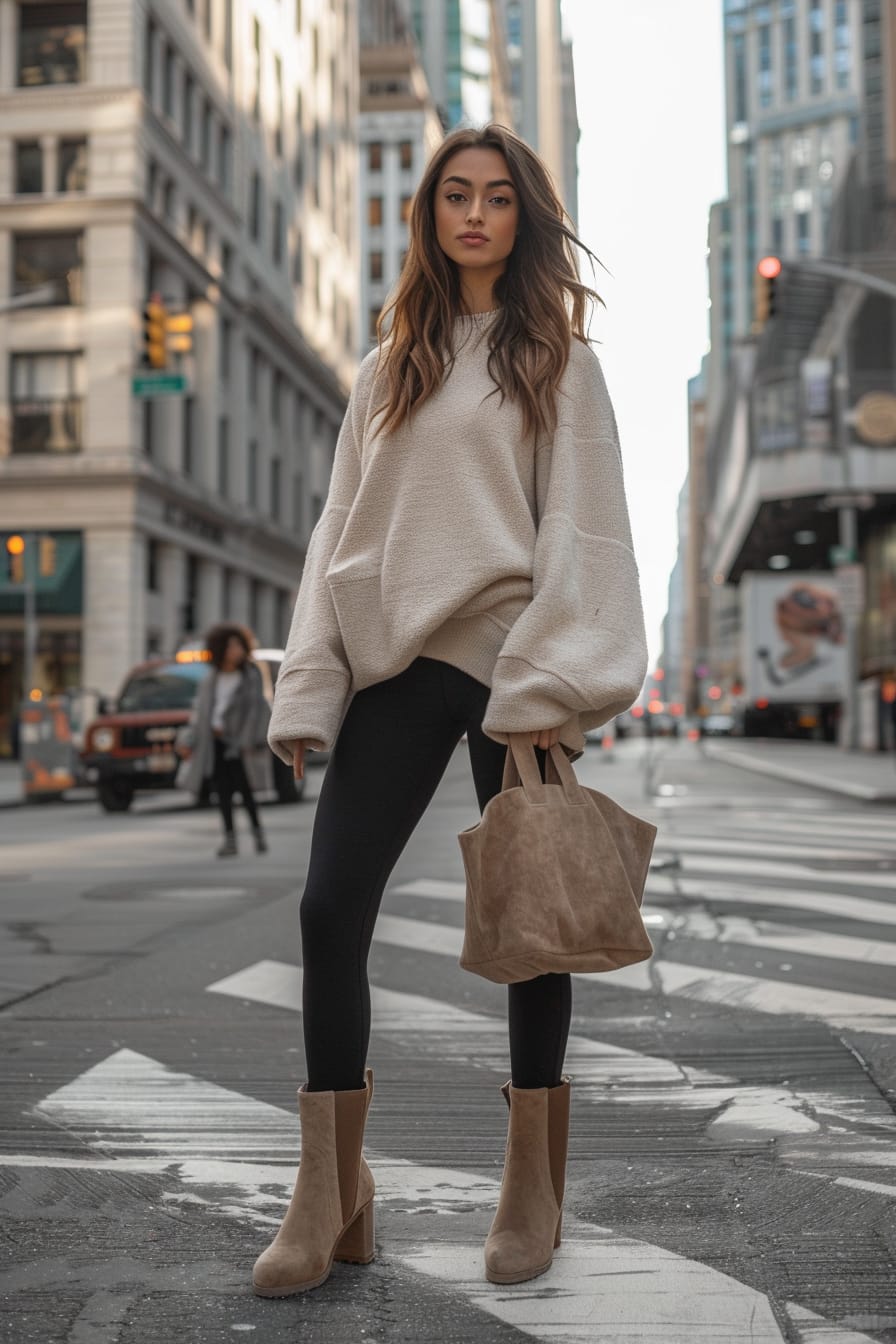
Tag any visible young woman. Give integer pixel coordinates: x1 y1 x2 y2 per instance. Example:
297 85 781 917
254 125 647 1296
181 623 271 857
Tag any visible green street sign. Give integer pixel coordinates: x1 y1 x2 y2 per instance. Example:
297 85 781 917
132 372 188 397
828 543 856 566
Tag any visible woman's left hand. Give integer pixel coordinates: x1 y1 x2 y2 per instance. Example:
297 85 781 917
530 727 561 750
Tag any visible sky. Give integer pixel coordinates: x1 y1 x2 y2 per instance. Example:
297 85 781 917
564 0 728 672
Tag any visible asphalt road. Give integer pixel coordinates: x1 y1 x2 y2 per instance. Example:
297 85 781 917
0 738 894 1344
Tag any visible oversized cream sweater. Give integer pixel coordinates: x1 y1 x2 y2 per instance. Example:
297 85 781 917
268 310 648 764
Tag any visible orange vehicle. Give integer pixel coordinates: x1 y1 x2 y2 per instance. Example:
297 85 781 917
81 648 303 813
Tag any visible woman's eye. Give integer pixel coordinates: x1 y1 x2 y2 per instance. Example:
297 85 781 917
491 195 511 206
446 192 465 203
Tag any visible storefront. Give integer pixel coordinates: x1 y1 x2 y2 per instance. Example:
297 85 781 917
0 531 83 757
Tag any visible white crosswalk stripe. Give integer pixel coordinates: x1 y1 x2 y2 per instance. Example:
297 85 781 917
14 1048 880 1344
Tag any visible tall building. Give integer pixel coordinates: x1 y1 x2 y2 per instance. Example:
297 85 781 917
410 0 498 128
0 0 359 755
699 0 896 742
360 0 443 350
498 0 579 224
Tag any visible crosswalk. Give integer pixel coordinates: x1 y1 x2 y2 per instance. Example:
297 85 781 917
5 775 895 1342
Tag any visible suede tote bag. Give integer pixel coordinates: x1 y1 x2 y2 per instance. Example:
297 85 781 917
458 734 657 984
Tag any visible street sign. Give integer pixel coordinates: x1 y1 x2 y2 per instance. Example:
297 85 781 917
828 543 856 566
835 563 865 622
132 372 188 397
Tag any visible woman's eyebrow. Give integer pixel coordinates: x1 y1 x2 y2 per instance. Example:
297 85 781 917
441 175 516 190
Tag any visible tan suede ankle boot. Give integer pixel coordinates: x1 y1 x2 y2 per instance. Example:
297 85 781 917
252 1068 375 1297
484 1076 570 1285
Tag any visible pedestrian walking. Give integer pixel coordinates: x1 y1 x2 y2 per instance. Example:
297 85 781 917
180 623 271 858
254 124 647 1297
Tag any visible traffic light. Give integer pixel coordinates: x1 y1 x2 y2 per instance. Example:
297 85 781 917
165 311 194 354
143 295 168 368
5 534 25 583
754 255 782 331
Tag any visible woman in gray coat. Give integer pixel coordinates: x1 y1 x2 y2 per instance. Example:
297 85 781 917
182 623 272 857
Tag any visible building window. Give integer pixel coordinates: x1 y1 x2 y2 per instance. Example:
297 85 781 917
834 0 850 89
217 418 229 497
274 55 284 157
218 125 231 192
10 351 84 454
162 43 175 119
732 31 747 123
368 305 380 342
368 141 383 172
400 194 413 223
13 232 83 305
248 439 258 507
18 2 87 86
146 158 158 208
220 317 231 380
368 196 383 227
200 99 212 173
809 0 824 94
757 24 772 108
271 371 282 425
796 210 811 254
399 139 413 171
221 240 233 280
783 16 798 102
144 18 155 98
293 470 304 530
58 138 87 192
147 538 160 592
248 347 259 404
270 457 281 520
182 397 194 476
369 249 383 282
293 231 304 286
15 141 42 194
142 398 154 458
183 73 195 151
249 171 262 241
273 200 284 266
163 178 176 224
294 90 305 187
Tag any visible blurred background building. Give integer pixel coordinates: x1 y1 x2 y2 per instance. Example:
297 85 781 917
660 0 896 751
0 0 359 756
0 0 580 757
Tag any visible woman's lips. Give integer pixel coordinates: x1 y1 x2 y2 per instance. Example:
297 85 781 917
459 236 488 247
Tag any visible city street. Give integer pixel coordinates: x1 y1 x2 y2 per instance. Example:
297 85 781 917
1 738 894 1343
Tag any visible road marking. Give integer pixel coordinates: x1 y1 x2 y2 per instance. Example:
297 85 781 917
647 875 896 927
25 1048 871 1344
370 912 896 1035
654 835 891 862
655 853 896 890
208 960 494 1031
207 958 733 1087
671 911 896 968
205 959 896 1138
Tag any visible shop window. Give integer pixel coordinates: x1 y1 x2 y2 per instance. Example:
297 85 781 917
18 2 87 86
9 351 84 454
13 232 83 305
15 141 42 194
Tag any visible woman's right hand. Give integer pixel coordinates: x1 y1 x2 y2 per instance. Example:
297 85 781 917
292 740 306 780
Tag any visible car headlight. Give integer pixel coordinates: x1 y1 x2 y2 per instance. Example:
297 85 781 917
92 727 116 752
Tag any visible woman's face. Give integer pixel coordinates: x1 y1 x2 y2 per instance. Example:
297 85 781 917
433 147 519 278
223 636 247 669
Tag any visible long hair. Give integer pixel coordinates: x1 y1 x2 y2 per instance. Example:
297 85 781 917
375 124 603 439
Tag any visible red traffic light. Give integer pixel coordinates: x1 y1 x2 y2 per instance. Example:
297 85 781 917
757 255 782 280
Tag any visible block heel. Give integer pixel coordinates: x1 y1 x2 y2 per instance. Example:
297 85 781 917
334 1198 375 1264
554 1212 562 1248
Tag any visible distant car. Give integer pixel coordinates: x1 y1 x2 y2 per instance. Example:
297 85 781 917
81 648 304 813
700 713 737 737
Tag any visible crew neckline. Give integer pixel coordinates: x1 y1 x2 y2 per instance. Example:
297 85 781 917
454 308 500 324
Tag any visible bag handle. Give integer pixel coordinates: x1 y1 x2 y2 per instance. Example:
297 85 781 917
502 734 586 807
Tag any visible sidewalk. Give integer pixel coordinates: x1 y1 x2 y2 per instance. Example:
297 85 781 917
702 737 896 802
0 761 22 808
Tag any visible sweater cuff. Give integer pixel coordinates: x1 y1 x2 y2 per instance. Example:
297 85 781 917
267 667 351 763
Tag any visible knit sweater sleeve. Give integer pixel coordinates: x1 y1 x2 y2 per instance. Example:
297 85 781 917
267 354 376 762
481 344 648 747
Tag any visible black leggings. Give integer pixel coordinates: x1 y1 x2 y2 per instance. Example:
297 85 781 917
212 738 260 832
300 656 572 1092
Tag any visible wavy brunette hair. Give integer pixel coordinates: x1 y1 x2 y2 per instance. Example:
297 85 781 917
205 623 255 670
374 124 603 439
